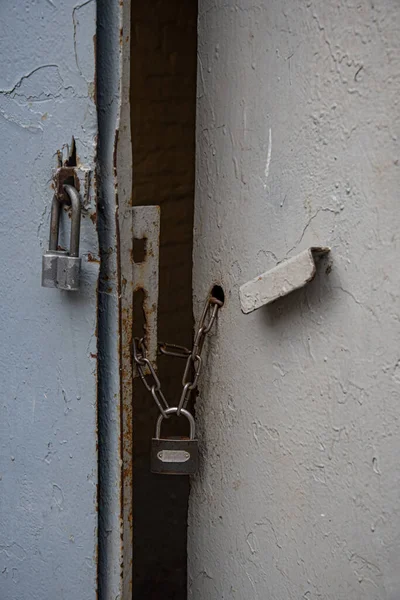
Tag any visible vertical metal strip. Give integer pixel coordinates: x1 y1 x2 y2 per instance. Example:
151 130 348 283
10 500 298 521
132 205 160 371
114 0 134 597
118 200 134 599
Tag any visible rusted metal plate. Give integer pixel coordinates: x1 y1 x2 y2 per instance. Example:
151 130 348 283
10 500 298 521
239 247 330 313
132 205 160 372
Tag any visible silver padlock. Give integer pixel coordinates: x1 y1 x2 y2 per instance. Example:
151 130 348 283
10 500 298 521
42 194 68 288
56 185 81 291
42 184 82 291
151 407 199 475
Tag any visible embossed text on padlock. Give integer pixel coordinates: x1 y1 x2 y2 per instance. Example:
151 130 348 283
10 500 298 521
151 407 199 475
42 194 68 288
56 184 81 291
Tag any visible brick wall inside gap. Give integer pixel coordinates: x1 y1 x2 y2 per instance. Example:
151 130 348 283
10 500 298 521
131 1 197 598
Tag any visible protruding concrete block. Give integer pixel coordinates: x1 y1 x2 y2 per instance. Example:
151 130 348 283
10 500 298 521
239 247 330 314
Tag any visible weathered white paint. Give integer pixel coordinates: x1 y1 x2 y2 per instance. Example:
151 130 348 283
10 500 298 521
190 1 400 599
0 2 98 598
240 247 329 313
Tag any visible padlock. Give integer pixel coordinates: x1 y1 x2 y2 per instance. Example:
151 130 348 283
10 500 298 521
56 184 81 291
151 407 199 475
42 194 68 288
42 184 82 291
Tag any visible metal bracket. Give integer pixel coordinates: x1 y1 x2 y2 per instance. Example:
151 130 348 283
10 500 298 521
54 166 94 211
132 206 160 373
239 246 330 313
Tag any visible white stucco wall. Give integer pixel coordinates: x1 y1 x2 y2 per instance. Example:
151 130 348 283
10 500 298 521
190 1 400 598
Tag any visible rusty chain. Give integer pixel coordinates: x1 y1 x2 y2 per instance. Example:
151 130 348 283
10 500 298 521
133 293 223 419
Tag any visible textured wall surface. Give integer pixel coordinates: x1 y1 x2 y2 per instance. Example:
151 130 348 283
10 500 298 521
0 2 98 598
190 1 400 599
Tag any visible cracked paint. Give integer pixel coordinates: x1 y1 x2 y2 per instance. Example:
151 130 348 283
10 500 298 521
73 0 96 85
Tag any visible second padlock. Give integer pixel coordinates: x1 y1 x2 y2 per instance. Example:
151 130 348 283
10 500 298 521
151 407 199 475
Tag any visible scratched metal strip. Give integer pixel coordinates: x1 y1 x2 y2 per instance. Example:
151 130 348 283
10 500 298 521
132 205 160 372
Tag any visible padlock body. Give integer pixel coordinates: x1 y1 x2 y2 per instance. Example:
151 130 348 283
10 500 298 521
42 250 68 288
151 437 199 475
57 255 81 291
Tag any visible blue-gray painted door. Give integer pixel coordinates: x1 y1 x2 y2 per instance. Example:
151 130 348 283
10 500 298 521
0 2 99 598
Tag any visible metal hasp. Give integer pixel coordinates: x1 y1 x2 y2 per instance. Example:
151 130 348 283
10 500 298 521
132 206 160 371
42 184 82 291
151 407 199 475
239 246 330 313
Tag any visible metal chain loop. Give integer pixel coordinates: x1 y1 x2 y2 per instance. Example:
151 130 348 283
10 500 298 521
133 293 223 418
133 337 170 418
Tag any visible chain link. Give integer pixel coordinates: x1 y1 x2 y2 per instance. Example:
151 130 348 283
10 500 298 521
133 337 170 418
133 293 223 418
158 342 191 359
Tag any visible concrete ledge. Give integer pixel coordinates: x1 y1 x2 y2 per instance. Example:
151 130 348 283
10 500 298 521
239 247 330 314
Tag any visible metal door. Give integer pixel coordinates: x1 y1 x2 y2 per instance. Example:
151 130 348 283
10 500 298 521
0 2 98 598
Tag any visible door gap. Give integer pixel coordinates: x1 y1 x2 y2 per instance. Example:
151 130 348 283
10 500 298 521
131 0 198 597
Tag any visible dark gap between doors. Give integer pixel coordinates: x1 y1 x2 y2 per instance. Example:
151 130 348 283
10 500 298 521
131 0 198 598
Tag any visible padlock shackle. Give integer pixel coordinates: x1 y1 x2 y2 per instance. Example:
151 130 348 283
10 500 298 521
63 184 81 257
48 185 81 256
49 195 61 251
155 407 195 440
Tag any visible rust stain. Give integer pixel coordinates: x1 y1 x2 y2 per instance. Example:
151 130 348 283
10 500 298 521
88 252 100 263
113 128 119 179
55 166 80 202
113 122 128 585
90 212 97 225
